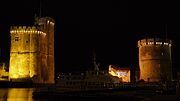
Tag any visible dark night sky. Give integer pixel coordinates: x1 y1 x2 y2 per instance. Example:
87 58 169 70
0 0 180 74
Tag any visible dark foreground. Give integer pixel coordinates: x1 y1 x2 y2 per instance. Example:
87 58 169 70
33 90 143 101
33 86 177 101
1 81 179 101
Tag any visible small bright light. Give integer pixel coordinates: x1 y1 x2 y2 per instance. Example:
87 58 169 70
164 42 168 45
50 22 54 25
156 42 162 45
148 42 154 45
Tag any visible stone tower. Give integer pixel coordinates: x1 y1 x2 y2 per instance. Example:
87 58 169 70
138 38 172 82
9 17 55 84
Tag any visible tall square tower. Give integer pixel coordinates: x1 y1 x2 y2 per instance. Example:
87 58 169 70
9 17 55 84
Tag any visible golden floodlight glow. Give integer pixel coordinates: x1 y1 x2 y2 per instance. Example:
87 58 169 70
9 17 55 84
9 54 30 79
108 65 130 82
164 42 168 45
138 38 172 82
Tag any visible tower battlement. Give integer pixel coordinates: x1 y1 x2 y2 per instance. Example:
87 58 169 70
10 26 46 36
9 17 55 84
11 26 37 30
138 38 172 82
138 38 172 47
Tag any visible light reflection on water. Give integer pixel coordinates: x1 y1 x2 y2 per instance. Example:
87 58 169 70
0 88 35 101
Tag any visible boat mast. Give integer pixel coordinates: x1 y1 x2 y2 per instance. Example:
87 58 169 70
93 49 99 71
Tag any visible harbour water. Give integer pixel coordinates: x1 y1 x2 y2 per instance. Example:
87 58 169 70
0 88 35 101
0 87 179 101
0 88 141 101
0 88 61 101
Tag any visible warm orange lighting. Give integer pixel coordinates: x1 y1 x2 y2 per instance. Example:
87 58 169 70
108 65 130 82
138 38 172 82
9 17 55 84
7 88 33 101
9 54 31 79
9 27 41 80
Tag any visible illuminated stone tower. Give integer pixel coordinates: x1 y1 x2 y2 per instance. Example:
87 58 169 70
138 38 172 82
9 17 55 84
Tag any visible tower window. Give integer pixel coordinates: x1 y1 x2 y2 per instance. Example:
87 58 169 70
15 37 19 41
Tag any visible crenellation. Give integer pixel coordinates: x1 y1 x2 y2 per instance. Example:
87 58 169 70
10 26 48 35
11 26 38 31
138 38 172 82
23 26 26 29
32 26 36 30
138 38 172 47
9 17 55 84
18 26 23 30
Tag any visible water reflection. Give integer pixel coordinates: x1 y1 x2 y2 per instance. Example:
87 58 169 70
0 88 8 100
0 88 34 101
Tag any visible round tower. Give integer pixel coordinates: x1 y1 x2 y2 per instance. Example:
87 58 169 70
9 26 45 81
138 38 172 82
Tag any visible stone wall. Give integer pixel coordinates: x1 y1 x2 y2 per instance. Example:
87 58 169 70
138 38 172 82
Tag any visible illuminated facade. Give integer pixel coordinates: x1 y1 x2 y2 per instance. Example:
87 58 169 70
9 17 55 84
138 38 172 82
0 63 8 79
108 65 130 82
